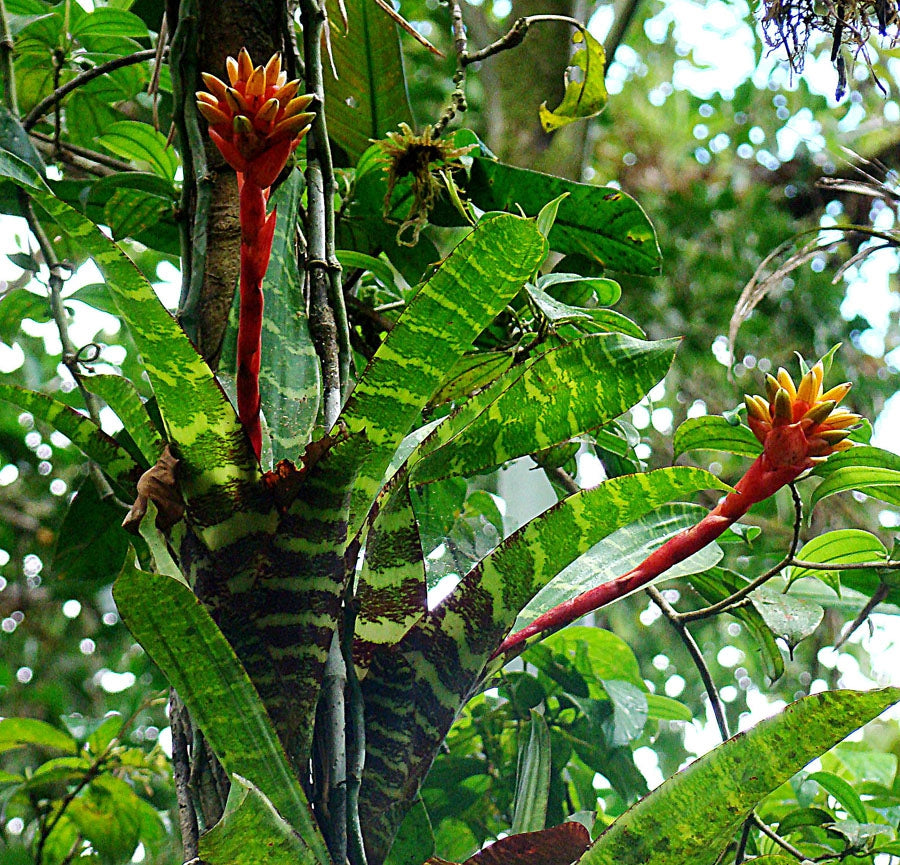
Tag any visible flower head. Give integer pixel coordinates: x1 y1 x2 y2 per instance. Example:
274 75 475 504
744 360 860 470
196 49 315 188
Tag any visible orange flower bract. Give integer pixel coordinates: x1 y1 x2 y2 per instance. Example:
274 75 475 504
196 48 315 189
744 360 860 469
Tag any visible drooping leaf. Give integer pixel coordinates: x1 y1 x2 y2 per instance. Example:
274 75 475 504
0 104 45 177
539 29 607 132
749 586 824 650
803 770 867 823
323 0 414 161
582 688 900 864
673 416 763 460
515 504 723 632
338 213 547 533
689 567 784 681
788 529 887 593
67 775 144 862
0 287 52 341
468 158 660 275
200 776 318 865
0 383 138 487
511 710 551 834
410 334 678 485
112 563 329 863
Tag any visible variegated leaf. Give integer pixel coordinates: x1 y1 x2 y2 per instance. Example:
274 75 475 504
0 383 138 487
84 374 164 466
410 334 678 485
112 563 329 862
338 213 547 535
358 467 730 861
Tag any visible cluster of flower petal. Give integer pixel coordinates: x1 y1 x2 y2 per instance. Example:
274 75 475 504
744 361 860 466
196 49 315 188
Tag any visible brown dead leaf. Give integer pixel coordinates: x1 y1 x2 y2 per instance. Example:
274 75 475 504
122 445 185 535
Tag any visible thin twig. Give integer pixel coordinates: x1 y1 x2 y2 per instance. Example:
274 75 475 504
603 0 644 60
789 558 900 571
29 132 134 172
0 0 18 112
752 812 807 859
23 48 167 130
733 817 753 864
681 484 804 622
647 585 730 740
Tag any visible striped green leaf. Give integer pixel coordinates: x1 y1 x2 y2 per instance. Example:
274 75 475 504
0 383 137 486
358 467 730 861
513 503 723 633
0 149 268 546
85 374 163 465
583 688 900 864
112 563 329 863
338 213 547 533
354 477 426 672
672 416 763 460
256 171 320 460
410 334 678 486
811 467 900 511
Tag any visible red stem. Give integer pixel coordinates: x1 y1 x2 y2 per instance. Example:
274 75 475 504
493 454 806 657
237 178 277 461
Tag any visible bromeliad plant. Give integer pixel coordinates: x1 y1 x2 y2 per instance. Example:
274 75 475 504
3 17 900 865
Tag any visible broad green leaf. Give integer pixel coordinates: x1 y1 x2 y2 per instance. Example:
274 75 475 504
338 213 547 533
749 586 824 650
689 568 784 681
200 776 318 865
814 445 900 478
0 150 265 545
411 334 678 485
539 30 607 132
67 775 144 862
0 383 138 486
323 0 414 161
384 797 435 865
336 248 399 291
511 710 551 834
789 529 887 591
97 121 179 180
515 504 723 632
811 466 900 510
468 158 660 275
51 477 131 591
583 687 900 865
673 416 763 460
0 718 77 754
85 374 163 465
601 680 649 746
25 756 91 789
112 563 329 863
85 714 124 756
543 627 644 688
69 6 149 38
803 770 867 822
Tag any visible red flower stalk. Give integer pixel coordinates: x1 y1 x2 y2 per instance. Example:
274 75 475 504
196 49 315 459
494 360 861 657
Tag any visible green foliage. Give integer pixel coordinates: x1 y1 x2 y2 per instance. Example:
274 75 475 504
3 2 900 865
